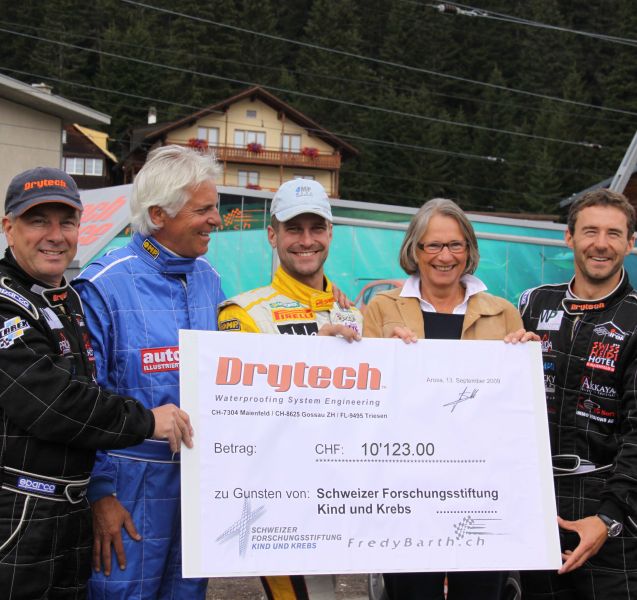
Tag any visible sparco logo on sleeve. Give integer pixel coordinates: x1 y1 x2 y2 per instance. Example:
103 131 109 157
141 346 180 373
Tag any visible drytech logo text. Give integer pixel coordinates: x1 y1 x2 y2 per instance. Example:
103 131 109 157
216 357 381 393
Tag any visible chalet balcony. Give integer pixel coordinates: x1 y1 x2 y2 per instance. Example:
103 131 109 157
204 144 342 170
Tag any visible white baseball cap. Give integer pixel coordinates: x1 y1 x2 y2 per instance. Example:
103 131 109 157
270 179 332 222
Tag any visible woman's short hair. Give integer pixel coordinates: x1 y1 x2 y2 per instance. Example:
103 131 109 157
399 198 480 276
130 145 222 236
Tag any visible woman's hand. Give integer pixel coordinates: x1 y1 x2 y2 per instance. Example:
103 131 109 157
390 326 418 344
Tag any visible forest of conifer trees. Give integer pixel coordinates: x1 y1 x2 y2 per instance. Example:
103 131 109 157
1 0 635 214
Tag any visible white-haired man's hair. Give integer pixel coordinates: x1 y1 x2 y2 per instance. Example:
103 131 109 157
130 145 222 236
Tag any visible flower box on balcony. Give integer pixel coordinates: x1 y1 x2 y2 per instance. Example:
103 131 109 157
247 142 263 154
187 138 208 150
246 183 262 190
301 146 319 158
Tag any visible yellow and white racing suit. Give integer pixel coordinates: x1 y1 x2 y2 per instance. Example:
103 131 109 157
218 267 363 600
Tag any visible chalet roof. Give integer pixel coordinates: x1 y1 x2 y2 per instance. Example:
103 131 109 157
0 73 109 126
130 86 358 158
73 124 118 163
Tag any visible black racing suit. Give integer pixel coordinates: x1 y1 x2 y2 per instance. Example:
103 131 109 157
519 271 637 599
0 251 155 600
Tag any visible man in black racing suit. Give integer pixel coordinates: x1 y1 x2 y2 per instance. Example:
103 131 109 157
518 189 637 599
0 167 192 599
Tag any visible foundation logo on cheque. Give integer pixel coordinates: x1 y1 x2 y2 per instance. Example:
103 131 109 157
216 499 266 556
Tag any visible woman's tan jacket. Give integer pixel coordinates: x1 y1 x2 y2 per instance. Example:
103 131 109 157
363 287 523 340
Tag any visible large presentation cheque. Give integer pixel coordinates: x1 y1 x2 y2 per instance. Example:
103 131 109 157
180 331 560 577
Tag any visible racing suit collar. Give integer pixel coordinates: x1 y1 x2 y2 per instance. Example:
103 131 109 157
563 268 631 314
271 267 335 311
132 233 198 274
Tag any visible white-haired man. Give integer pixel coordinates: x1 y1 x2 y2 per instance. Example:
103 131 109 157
73 146 224 599
218 179 361 600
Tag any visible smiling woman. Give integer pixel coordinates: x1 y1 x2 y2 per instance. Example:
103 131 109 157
362 197 523 600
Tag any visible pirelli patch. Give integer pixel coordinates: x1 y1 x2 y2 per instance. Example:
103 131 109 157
219 318 241 331
272 308 314 322
142 238 160 259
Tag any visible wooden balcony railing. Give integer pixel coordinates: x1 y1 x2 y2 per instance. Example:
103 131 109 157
197 145 342 170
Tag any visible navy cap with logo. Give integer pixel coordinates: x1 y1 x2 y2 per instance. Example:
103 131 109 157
5 167 82 217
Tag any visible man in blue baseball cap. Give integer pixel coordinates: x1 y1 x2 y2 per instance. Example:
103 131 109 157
0 166 192 600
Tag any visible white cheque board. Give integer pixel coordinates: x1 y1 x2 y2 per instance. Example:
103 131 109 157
180 331 560 577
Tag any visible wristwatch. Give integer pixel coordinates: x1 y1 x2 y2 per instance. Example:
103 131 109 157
597 513 623 537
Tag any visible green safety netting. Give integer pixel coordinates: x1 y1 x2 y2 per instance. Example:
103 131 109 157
96 195 637 304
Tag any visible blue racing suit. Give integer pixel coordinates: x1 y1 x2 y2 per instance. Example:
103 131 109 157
73 233 225 600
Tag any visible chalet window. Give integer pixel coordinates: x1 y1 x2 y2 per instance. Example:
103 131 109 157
62 130 67 144
197 126 219 145
293 174 315 180
64 157 84 175
85 158 104 176
246 110 257 118
234 130 266 148
281 134 301 153
237 170 259 186
64 157 104 176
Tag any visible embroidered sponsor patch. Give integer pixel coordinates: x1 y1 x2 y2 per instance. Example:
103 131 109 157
593 322 626 342
576 398 616 424
544 373 556 393
580 375 617 398
333 310 361 335
42 307 63 330
565 300 605 313
0 316 30 349
58 332 72 355
276 322 319 335
272 308 314 322
142 238 160 259
313 296 333 309
586 341 620 373
0 286 32 312
269 301 302 309
17 476 57 495
537 309 564 331
219 319 241 331
82 332 95 361
540 334 552 353
518 288 531 310
141 346 180 373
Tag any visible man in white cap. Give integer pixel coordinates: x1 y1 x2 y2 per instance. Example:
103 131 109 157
218 179 362 600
